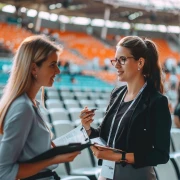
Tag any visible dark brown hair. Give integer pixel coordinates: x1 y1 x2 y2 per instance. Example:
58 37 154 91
117 36 164 93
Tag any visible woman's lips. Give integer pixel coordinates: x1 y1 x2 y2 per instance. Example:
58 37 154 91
117 71 123 75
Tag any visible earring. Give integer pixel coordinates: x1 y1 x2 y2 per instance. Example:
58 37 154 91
35 74 37 79
138 68 140 71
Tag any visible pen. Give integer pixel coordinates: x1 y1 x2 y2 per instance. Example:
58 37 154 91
80 108 97 118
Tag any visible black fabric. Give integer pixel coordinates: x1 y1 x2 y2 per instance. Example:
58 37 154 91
23 143 92 163
104 99 139 151
21 170 60 180
174 103 180 118
90 80 172 168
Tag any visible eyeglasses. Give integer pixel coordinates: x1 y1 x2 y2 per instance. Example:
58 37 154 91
110 56 135 66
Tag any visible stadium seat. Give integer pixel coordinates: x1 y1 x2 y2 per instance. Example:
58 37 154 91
68 108 82 122
49 108 70 122
46 99 64 109
74 92 89 100
52 120 74 138
88 92 101 100
171 128 180 152
64 99 80 109
61 176 90 180
99 92 111 100
79 100 96 109
154 160 177 180
170 152 180 179
95 99 108 108
60 91 75 100
46 90 60 99
56 161 90 180
69 148 101 180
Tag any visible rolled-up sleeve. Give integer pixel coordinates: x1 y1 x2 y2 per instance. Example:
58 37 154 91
0 102 33 180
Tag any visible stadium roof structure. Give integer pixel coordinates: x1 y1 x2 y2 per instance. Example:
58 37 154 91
0 0 180 26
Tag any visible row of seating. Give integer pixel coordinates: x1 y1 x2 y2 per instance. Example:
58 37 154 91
45 88 111 101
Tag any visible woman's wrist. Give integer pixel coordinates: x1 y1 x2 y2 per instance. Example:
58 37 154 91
83 126 91 131
85 127 91 131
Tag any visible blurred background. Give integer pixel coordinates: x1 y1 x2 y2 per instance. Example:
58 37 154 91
0 0 180 180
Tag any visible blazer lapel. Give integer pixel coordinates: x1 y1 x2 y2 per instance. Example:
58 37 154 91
128 91 150 132
104 86 127 119
99 86 126 138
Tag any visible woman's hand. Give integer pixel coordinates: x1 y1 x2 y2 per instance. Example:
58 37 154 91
91 146 121 162
80 107 95 130
91 146 134 164
17 151 80 179
52 151 80 164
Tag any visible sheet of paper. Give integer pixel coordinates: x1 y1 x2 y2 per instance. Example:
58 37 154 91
90 137 107 146
53 125 89 146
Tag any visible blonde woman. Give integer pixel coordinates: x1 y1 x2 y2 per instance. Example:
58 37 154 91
0 35 80 180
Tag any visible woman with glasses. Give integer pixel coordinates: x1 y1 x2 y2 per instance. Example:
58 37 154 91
80 36 171 180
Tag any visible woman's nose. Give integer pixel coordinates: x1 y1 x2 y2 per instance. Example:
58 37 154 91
115 61 121 69
56 67 60 74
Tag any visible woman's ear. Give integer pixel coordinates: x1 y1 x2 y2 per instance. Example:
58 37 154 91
138 58 145 69
31 63 38 78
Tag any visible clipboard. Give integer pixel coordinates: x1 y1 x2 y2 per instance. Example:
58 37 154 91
94 144 125 153
23 143 93 163
91 137 125 153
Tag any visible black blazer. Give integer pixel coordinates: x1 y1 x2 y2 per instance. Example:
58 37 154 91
90 81 172 168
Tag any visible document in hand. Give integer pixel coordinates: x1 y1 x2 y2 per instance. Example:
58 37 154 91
53 125 89 146
91 137 125 153
24 125 92 163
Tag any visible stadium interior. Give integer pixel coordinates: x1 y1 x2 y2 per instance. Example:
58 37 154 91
0 0 180 180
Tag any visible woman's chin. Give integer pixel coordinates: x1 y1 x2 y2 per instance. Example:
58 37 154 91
117 76 124 82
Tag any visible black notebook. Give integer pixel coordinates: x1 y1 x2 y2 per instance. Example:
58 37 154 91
23 143 92 163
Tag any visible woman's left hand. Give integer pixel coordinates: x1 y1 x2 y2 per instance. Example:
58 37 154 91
91 146 121 162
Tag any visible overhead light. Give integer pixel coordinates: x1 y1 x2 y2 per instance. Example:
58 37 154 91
27 9 37 17
59 15 70 23
68 4 87 10
28 23 34 29
49 4 56 10
121 22 131 29
50 14 58 22
39 11 50 20
71 17 90 25
56 3 62 8
128 11 143 20
91 19 105 27
20 7 27 13
2 5 16 13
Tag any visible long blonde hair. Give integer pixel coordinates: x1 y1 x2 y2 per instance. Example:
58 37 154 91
0 35 62 134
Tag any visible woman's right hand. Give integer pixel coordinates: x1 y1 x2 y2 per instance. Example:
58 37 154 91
80 107 95 130
52 151 80 164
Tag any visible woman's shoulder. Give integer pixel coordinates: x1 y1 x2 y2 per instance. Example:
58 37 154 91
147 90 169 107
111 85 126 96
4 94 35 126
8 93 34 113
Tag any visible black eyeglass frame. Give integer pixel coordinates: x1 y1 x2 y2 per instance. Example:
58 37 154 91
110 56 135 66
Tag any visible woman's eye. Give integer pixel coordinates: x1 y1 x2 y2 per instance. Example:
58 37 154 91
121 57 126 61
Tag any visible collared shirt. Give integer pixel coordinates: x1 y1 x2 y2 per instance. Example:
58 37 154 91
0 93 57 180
